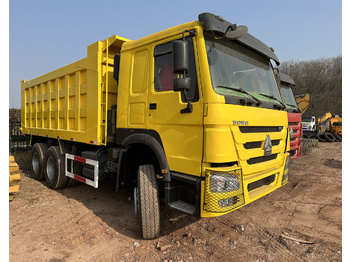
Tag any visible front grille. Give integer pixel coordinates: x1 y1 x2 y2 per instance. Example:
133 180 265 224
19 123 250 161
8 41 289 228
247 154 277 165
244 140 280 149
239 126 283 133
290 137 296 142
288 122 299 126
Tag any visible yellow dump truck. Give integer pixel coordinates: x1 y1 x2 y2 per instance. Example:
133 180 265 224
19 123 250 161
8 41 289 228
21 13 290 239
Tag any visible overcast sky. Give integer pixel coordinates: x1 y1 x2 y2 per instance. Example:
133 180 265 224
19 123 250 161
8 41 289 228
8 0 342 108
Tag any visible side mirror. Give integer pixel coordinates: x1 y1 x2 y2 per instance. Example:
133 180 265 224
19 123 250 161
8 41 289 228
172 40 189 74
172 36 193 114
174 77 191 92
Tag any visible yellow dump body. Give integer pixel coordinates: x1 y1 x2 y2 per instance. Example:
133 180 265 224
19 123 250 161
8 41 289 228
21 35 130 145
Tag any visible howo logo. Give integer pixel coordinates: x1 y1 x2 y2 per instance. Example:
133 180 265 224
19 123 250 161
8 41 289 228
263 135 272 156
232 121 249 125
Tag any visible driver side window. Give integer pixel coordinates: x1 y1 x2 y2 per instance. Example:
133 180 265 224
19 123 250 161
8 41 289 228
154 37 199 102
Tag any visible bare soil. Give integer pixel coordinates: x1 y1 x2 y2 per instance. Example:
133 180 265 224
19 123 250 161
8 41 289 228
9 142 342 262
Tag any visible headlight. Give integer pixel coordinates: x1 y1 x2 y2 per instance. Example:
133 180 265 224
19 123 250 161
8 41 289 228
204 169 245 213
290 128 294 138
282 155 290 184
210 173 240 193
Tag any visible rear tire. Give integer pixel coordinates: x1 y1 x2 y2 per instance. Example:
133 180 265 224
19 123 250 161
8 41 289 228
43 146 68 189
30 143 48 180
137 164 160 240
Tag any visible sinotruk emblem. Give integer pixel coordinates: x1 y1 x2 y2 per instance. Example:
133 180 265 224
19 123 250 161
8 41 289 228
263 135 272 156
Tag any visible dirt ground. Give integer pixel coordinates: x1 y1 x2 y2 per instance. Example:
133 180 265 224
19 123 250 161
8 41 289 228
9 142 342 262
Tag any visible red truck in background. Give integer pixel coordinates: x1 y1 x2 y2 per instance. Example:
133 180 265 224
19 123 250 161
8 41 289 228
279 73 302 160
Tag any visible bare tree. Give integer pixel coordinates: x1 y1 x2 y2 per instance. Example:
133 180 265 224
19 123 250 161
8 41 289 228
280 56 342 117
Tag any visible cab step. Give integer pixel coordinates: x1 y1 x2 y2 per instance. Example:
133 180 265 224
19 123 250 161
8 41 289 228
169 200 196 215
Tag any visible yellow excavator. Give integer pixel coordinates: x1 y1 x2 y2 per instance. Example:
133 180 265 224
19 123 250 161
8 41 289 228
317 112 342 142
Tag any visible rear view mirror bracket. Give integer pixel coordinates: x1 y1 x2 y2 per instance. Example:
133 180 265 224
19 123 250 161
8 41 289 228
172 29 197 114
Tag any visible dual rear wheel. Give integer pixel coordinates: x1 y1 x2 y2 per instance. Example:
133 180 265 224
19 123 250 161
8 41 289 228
30 144 68 189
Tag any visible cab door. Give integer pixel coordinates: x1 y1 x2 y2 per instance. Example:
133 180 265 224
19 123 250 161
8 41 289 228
147 35 203 177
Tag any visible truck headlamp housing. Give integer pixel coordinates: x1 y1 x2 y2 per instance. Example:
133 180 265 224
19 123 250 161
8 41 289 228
210 173 240 193
204 169 245 213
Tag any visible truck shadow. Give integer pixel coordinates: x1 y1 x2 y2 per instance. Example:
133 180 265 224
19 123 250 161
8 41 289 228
323 159 342 169
58 178 199 240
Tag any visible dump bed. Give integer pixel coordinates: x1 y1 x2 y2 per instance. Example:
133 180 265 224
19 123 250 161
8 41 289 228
21 35 129 146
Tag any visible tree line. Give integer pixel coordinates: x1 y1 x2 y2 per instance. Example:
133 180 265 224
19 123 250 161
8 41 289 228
279 55 342 118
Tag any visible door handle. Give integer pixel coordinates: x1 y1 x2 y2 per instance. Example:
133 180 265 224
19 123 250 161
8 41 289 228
149 103 157 110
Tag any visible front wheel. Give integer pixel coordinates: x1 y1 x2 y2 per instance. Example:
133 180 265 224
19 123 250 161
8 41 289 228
137 164 160 240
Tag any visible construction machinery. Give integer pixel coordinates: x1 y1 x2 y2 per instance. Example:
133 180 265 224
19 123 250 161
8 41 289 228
295 93 309 115
21 13 291 239
317 112 342 142
302 112 342 142
302 115 317 138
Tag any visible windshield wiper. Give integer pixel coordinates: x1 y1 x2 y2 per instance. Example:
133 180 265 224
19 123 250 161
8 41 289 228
217 86 262 106
258 93 286 109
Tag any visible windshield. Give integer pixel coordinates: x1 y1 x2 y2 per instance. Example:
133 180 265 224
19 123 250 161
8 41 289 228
205 33 283 108
280 82 299 111
302 116 313 122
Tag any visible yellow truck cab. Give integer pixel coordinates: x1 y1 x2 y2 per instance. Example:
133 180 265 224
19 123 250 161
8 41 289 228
21 13 290 239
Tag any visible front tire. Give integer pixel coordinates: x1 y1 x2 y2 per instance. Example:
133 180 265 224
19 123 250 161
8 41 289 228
137 164 160 240
43 146 68 189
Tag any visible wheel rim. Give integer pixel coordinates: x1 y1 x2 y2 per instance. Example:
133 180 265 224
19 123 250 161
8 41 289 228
46 156 56 180
32 152 40 173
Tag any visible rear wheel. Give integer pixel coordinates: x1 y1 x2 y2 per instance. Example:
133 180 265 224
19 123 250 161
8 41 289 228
43 146 68 189
137 164 160 240
30 143 48 180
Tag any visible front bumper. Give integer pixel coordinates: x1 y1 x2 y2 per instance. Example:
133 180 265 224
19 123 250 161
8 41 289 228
200 152 290 217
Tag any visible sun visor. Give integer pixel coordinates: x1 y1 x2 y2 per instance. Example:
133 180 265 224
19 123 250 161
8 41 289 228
279 72 296 85
198 13 280 65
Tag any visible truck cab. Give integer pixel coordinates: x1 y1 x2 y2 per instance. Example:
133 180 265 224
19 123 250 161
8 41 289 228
279 72 302 160
115 12 290 220
302 116 317 132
